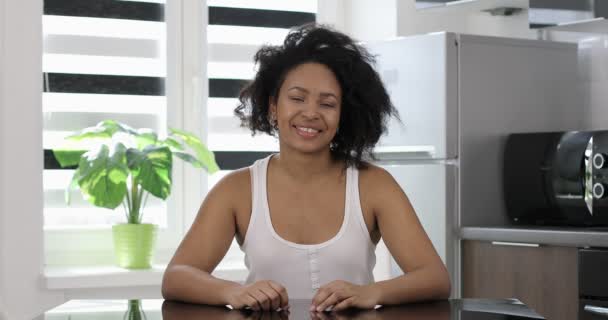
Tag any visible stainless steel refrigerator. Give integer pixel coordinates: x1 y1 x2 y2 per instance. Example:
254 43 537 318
366 32 585 297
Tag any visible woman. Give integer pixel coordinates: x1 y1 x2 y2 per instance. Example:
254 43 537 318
161 24 451 313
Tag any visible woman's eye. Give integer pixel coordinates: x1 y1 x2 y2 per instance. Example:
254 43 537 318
321 103 335 108
290 97 304 102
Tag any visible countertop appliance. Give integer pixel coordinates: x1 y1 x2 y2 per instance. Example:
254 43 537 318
504 130 608 226
579 248 608 319
366 32 584 297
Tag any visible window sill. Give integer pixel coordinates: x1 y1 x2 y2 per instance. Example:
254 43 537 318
44 264 248 290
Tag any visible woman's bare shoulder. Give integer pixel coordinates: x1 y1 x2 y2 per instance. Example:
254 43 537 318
220 167 251 186
210 167 252 201
358 161 395 186
357 161 403 206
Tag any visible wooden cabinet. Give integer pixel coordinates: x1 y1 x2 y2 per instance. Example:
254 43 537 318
462 240 578 320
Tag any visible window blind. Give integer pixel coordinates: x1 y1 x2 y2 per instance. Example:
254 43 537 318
42 0 168 229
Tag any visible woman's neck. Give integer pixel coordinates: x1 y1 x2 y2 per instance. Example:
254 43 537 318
272 148 343 183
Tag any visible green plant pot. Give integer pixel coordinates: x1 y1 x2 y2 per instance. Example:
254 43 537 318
112 223 157 269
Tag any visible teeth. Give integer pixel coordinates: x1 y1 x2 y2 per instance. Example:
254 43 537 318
297 126 319 133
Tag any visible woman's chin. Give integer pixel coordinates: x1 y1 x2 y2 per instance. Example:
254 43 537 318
282 141 331 155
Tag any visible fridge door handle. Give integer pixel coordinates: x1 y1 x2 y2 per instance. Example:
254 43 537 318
373 146 436 160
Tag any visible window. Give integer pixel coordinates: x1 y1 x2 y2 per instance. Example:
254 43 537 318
41 0 318 272
42 0 182 266
205 0 317 271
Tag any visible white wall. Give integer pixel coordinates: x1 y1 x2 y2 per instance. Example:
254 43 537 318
549 31 608 130
580 34 608 129
317 0 397 42
0 0 65 319
0 0 5 315
343 0 398 42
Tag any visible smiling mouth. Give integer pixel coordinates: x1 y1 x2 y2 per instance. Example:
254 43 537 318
293 125 322 138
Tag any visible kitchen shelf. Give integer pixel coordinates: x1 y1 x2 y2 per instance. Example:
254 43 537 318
460 226 608 247
545 17 608 34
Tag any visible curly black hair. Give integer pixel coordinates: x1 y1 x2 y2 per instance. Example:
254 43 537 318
234 23 399 169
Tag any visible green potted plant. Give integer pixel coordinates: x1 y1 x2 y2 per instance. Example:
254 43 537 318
52 120 219 269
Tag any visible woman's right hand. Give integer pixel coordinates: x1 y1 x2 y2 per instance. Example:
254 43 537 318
224 280 290 312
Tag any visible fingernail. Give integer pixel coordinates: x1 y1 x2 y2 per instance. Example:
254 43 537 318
317 306 323 311
310 305 316 311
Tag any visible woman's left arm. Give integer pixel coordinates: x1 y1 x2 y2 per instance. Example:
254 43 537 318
367 166 451 304
312 166 451 312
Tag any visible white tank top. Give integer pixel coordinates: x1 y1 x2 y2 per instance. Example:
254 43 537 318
239 155 376 299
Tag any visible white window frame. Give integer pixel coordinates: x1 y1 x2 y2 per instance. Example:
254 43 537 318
43 0 331 278
43 0 205 268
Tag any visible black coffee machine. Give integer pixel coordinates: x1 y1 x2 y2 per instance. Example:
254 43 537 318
504 130 608 226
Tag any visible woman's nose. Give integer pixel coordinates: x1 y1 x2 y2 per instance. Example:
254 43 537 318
301 102 321 119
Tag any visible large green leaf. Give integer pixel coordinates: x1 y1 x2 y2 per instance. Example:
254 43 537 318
169 128 219 173
53 149 86 168
127 146 172 200
161 136 185 151
67 120 136 141
173 151 204 168
135 128 158 150
77 143 129 209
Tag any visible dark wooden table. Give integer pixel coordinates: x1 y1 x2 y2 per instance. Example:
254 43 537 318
37 298 545 319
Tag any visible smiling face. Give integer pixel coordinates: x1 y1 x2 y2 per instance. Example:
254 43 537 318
270 62 342 155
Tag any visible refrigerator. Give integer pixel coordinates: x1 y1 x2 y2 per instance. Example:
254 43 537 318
366 32 585 297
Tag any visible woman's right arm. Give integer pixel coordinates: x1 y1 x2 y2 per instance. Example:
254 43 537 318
161 169 289 311
161 170 244 305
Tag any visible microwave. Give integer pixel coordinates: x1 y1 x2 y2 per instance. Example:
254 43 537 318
503 130 608 227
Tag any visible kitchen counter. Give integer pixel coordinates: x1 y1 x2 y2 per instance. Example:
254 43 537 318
37 298 545 319
460 226 608 247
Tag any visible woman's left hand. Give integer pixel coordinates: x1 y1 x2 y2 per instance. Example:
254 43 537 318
310 280 381 312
